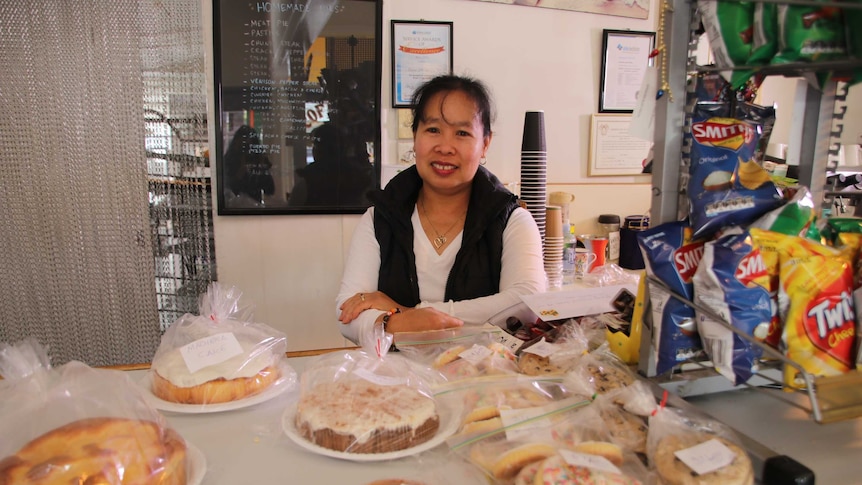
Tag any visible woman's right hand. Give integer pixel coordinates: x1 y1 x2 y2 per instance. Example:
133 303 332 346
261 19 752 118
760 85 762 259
385 307 464 333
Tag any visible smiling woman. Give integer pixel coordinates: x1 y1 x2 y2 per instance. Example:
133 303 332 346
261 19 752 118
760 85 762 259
335 74 547 345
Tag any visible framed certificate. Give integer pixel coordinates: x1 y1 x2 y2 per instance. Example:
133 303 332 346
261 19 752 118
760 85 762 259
391 20 453 108
599 29 655 113
588 114 652 176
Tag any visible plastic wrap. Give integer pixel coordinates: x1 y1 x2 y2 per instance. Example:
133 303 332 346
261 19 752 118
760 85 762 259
396 327 519 382
580 262 641 288
440 375 577 442
147 283 293 407
447 387 651 484
0 338 197 484
287 349 451 455
564 346 640 401
647 405 754 485
515 323 592 376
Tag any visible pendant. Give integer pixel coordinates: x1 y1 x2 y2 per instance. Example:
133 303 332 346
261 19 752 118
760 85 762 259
433 235 447 249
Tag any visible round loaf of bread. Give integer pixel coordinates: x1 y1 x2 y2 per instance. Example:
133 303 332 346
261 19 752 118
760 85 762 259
0 417 187 485
152 364 280 404
151 339 282 404
295 380 440 454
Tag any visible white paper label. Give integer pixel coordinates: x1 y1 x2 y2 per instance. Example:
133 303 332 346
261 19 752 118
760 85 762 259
499 406 553 441
179 332 243 374
524 338 558 358
459 344 492 365
482 323 524 352
674 438 738 476
630 64 657 141
559 449 622 475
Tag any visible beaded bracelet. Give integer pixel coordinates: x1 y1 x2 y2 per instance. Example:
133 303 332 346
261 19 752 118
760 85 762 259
381 307 400 331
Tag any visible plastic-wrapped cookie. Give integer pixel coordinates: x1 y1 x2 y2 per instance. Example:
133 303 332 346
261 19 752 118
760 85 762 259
587 363 635 394
518 352 565 376
654 434 753 485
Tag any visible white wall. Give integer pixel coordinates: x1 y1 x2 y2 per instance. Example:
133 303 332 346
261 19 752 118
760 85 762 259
204 0 657 352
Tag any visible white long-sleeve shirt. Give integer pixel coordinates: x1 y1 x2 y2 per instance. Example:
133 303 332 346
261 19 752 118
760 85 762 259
337 205 546 343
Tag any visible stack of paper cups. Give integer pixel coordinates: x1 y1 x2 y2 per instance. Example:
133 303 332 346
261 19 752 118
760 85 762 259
544 205 564 288
520 111 548 241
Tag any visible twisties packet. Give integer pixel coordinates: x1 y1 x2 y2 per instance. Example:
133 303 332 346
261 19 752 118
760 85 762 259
836 233 862 289
749 228 785 349
778 235 856 390
687 101 783 240
693 227 771 385
637 221 707 375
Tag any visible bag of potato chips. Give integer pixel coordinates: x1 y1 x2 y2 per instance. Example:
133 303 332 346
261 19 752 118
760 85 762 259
748 228 785 349
637 221 707 375
777 235 856 390
687 101 783 239
692 227 771 385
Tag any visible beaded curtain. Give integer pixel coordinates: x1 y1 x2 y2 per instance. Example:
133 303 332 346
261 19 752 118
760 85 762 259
0 0 212 366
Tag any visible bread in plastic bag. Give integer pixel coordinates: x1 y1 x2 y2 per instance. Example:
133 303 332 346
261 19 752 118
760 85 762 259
148 282 293 405
289 346 450 454
0 338 192 485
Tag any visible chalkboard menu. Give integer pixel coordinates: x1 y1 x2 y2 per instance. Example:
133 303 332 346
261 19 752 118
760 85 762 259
213 0 382 215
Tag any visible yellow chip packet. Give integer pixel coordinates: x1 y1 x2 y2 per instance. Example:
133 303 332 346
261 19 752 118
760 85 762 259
778 236 856 390
749 228 783 349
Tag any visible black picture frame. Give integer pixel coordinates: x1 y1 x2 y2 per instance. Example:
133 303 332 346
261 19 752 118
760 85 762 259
212 0 383 215
599 29 656 113
391 20 453 108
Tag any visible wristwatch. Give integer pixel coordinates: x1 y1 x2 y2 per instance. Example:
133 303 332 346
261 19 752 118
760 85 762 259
381 307 400 331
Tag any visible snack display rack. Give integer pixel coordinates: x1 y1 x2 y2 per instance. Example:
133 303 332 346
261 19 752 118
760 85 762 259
641 275 862 424
643 0 862 424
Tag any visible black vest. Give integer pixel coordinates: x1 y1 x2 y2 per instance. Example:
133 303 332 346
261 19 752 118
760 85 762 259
369 166 521 307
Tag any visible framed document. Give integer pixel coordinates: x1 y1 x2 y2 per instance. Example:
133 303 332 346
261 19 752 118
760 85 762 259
391 20 453 108
599 29 655 113
588 114 652 176
212 0 382 215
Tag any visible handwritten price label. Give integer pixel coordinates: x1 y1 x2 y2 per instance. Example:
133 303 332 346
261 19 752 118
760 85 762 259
674 438 737 476
180 332 243 374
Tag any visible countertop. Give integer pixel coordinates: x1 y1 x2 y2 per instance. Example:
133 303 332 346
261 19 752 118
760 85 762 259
128 354 862 485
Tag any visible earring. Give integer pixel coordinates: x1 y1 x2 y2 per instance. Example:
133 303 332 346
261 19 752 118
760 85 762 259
401 149 416 165
480 156 487 166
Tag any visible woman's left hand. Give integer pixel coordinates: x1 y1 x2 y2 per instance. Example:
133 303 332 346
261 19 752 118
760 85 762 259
338 291 400 324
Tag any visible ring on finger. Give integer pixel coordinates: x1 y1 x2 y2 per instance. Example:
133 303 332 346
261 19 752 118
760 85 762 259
359 293 365 301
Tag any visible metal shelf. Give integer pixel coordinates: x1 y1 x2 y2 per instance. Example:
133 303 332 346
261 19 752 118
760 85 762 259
641 276 862 424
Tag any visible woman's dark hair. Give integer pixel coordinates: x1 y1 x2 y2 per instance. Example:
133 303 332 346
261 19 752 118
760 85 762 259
410 75 494 138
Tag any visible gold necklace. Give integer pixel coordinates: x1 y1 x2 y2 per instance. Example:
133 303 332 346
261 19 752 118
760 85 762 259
419 198 463 250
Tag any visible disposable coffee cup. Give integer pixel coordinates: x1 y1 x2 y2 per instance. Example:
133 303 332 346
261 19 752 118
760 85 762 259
545 205 563 238
521 111 546 153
